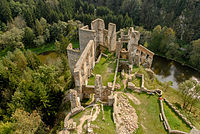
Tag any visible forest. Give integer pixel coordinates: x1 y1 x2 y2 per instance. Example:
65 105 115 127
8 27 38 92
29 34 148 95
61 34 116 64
0 0 200 133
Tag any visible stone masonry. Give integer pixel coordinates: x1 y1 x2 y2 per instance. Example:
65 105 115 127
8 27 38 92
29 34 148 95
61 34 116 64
95 74 103 102
67 18 154 102
69 89 81 110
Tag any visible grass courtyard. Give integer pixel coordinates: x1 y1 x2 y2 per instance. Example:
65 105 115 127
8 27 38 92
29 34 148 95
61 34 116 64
127 93 167 134
163 101 191 132
88 55 116 86
91 106 116 134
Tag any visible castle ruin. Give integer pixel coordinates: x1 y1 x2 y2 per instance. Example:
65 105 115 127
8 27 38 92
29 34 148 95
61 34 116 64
67 18 154 105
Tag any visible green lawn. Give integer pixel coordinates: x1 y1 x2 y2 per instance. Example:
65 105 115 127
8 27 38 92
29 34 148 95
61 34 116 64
126 93 167 134
91 106 116 134
88 56 116 86
163 101 191 132
30 42 56 54
71 40 79 48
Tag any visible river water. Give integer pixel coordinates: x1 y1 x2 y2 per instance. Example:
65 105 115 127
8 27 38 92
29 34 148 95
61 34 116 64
151 56 200 89
38 51 59 65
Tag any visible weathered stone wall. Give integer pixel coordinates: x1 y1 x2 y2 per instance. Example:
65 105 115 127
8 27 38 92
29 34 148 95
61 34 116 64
128 27 140 64
164 98 194 129
116 39 122 57
95 74 103 102
82 85 95 98
108 23 116 51
74 40 95 98
134 45 154 68
91 18 105 47
67 43 80 77
69 89 81 110
103 29 108 47
120 48 129 59
79 25 96 54
127 71 193 134
101 85 112 101
82 81 112 101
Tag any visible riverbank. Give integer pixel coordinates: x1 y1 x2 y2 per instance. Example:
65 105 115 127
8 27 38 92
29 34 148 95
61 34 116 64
152 55 200 89
154 53 200 73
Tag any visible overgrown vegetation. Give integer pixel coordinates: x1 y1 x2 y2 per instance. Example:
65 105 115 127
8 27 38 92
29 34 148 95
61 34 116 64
0 49 72 133
88 55 116 86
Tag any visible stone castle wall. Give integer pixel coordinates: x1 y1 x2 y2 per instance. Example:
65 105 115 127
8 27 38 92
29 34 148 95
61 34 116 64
68 18 155 102
67 43 80 77
74 40 95 98
108 23 116 51
91 18 105 47
79 25 96 55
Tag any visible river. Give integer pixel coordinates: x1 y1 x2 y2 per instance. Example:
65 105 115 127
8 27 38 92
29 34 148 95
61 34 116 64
152 56 200 89
38 51 59 65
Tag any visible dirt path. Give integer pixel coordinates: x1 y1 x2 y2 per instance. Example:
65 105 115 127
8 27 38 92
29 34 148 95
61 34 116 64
91 105 100 121
77 115 91 134
125 93 141 105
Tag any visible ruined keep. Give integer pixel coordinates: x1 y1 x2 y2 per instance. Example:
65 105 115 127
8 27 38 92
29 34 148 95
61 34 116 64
67 18 154 102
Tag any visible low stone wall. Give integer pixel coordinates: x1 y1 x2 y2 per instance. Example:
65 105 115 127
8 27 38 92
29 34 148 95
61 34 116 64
82 84 112 101
112 55 120 92
128 71 192 134
60 106 85 134
112 94 118 124
164 98 194 129
160 99 190 134
128 72 162 96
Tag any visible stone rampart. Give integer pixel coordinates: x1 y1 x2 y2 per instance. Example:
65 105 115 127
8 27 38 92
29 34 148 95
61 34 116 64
135 45 154 68
67 43 80 77
74 40 95 98
79 25 96 54
108 23 116 51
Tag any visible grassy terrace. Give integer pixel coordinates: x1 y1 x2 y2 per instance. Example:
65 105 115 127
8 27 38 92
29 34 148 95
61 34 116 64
163 102 191 132
91 106 116 134
127 93 167 134
137 65 200 129
88 55 116 86
129 65 196 130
